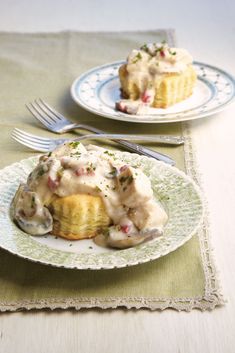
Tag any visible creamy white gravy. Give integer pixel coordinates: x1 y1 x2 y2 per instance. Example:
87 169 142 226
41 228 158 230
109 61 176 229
12 142 168 247
116 42 194 115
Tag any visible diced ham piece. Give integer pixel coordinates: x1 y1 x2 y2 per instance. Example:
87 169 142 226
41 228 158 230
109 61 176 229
120 165 128 172
116 101 128 113
141 91 151 103
75 167 85 176
121 225 131 234
47 176 59 191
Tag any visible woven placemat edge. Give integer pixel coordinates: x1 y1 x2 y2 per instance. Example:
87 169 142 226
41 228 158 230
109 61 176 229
0 123 225 313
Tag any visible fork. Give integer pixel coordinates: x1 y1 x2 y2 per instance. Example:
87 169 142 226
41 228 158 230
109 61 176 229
25 99 184 155
11 128 175 165
26 99 184 142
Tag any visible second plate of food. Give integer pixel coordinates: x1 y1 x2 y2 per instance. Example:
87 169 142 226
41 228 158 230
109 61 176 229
71 60 235 123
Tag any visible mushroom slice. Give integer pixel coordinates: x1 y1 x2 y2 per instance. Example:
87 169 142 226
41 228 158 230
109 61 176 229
12 184 53 235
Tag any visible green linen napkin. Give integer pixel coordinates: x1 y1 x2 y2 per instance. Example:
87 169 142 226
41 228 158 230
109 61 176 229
0 30 224 311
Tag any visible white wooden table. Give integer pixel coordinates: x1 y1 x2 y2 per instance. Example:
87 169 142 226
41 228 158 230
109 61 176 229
0 1 234 352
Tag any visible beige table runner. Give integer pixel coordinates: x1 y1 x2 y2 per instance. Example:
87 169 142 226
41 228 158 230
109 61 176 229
0 30 224 311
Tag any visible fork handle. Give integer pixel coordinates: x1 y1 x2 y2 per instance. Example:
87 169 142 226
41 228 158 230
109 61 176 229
115 141 174 165
71 124 175 165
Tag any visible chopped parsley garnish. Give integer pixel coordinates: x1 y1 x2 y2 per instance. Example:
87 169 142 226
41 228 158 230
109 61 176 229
155 46 164 55
57 167 64 178
95 186 101 192
86 166 92 173
104 151 115 157
69 141 80 148
119 176 129 184
108 167 117 177
90 163 96 171
140 44 148 52
169 49 176 55
71 151 81 158
119 175 134 185
86 163 96 173
132 52 142 63
140 41 168 57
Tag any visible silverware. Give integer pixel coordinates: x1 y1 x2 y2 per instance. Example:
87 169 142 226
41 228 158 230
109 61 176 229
26 99 184 145
25 99 184 163
11 128 175 165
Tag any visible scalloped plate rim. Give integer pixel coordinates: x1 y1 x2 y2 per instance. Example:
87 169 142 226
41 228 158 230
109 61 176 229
71 60 235 123
0 153 204 270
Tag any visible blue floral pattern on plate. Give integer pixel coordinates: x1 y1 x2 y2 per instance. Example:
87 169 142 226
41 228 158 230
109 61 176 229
71 61 235 123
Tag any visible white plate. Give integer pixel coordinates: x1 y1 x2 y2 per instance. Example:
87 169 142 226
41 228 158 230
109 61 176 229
0 152 204 270
71 61 235 123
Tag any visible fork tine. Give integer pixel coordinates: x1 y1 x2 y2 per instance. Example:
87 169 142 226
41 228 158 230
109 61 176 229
13 128 51 144
12 133 50 150
34 99 59 124
30 101 58 124
26 103 54 129
11 134 50 152
37 98 64 121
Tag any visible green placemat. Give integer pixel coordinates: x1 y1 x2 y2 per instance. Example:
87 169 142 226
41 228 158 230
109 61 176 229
0 30 224 311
